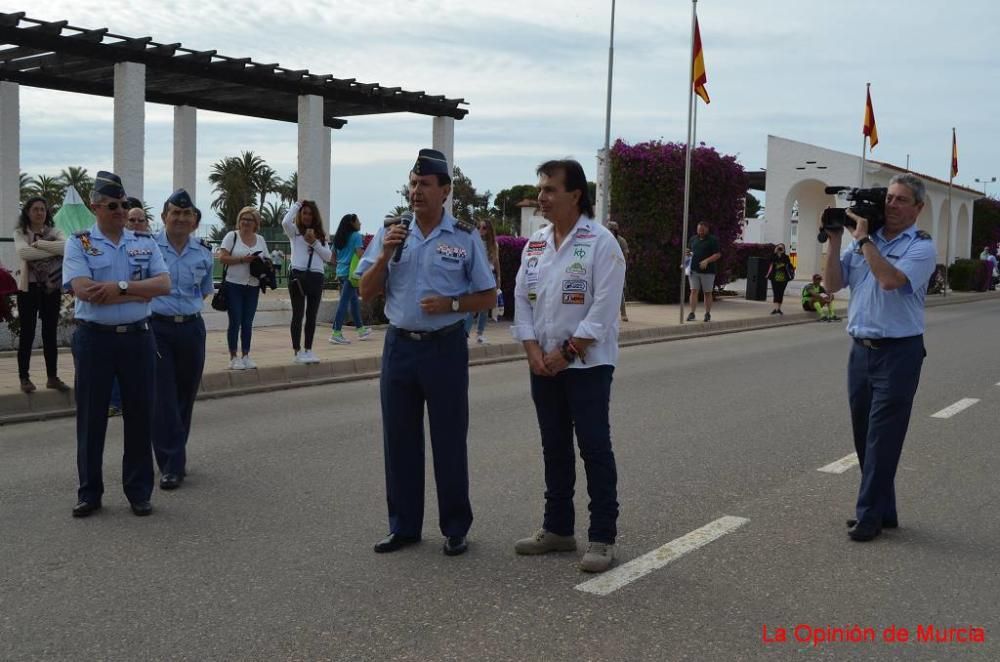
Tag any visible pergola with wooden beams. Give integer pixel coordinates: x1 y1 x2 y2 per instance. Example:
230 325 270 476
0 11 467 256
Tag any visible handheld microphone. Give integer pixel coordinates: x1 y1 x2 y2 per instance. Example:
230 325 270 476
392 211 414 263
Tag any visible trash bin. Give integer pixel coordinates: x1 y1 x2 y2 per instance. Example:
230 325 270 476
745 256 769 301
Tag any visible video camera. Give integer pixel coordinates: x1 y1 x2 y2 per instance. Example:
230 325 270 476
817 186 886 243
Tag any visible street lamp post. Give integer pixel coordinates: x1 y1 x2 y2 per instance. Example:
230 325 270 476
974 176 996 197
598 0 616 224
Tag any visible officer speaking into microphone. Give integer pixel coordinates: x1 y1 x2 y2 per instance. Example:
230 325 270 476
357 148 496 556
63 171 171 518
150 189 215 490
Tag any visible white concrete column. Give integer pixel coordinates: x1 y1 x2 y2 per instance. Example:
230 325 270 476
297 95 325 213
0 81 19 268
172 105 197 199
113 62 146 200
320 127 331 225
432 116 455 214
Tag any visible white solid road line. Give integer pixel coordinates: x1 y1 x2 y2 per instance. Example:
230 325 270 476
931 398 980 419
575 516 750 596
817 453 860 474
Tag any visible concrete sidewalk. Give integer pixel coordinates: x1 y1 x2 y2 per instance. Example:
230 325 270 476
2 287 995 425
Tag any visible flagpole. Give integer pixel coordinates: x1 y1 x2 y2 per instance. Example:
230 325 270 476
859 82 869 187
945 127 955 297
679 0 698 324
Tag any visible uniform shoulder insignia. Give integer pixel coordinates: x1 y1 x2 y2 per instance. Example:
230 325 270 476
915 230 932 240
73 230 91 238
198 238 213 250
454 219 474 233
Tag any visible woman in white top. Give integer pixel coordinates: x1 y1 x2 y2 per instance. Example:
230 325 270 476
12 197 69 393
217 206 268 370
281 200 332 364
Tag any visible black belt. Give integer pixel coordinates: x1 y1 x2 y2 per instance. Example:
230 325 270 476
152 312 202 323
77 319 150 333
853 335 921 350
390 320 465 341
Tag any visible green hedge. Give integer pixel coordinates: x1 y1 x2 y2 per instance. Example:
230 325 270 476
947 259 991 291
610 140 748 303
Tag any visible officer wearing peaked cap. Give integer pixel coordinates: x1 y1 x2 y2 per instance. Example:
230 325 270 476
62 171 171 518
150 189 214 491
356 148 496 556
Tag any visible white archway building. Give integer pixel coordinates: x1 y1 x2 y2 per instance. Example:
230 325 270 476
763 136 981 280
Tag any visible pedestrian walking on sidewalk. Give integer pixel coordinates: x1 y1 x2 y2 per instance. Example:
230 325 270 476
511 159 626 573
150 189 214 491
283 200 332 364
685 221 721 322
218 207 267 370
329 213 371 345
357 148 496 557
12 197 70 394
766 243 794 315
63 170 170 518
464 218 500 344
822 173 937 542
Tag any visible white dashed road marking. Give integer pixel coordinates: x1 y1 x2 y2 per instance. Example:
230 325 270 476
817 453 859 474
575 516 750 596
931 398 980 419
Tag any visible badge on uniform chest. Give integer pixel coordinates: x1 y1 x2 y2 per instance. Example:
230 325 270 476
79 235 102 256
128 248 153 257
436 243 467 261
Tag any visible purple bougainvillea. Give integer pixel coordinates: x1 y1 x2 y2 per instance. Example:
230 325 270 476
609 140 749 303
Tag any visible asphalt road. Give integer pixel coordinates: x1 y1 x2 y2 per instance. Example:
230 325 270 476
2 300 999 661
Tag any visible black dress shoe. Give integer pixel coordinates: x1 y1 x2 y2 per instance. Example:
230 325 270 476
443 536 468 556
847 521 881 542
71 501 101 518
373 533 420 553
129 501 153 517
846 517 898 529
160 474 182 490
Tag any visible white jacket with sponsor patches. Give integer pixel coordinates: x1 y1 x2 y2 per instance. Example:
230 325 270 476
511 215 626 368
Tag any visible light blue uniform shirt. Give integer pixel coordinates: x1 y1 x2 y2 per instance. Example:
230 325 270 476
356 211 496 331
840 224 937 339
62 224 169 324
150 231 215 316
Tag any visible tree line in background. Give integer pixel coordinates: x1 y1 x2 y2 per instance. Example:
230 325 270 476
18 166 95 211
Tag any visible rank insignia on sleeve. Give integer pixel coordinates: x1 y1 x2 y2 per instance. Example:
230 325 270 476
915 230 932 240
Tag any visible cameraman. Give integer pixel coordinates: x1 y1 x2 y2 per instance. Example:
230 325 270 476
822 173 936 542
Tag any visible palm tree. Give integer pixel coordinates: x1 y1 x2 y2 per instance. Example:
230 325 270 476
59 166 94 201
276 171 299 204
260 201 289 228
252 165 281 210
28 175 66 210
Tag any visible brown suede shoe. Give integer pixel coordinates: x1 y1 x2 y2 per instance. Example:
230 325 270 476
46 377 70 393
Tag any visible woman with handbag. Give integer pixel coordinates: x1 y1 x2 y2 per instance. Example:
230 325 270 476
12 197 70 393
765 243 794 315
217 206 268 370
329 213 371 345
282 200 332 363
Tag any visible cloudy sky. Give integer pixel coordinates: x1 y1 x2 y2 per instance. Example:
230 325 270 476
5 0 998 234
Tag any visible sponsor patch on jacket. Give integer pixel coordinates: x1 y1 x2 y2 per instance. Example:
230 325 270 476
562 279 587 293
565 262 586 276
436 243 467 260
562 292 585 305
575 232 596 239
526 240 547 257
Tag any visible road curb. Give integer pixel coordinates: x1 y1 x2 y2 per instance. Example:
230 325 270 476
2 292 997 426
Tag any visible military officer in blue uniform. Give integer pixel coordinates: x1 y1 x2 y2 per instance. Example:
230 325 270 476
357 148 497 556
822 173 937 542
150 189 214 490
62 171 171 518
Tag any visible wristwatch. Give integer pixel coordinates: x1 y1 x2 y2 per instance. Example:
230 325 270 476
855 236 872 254
118 280 129 295
451 297 460 312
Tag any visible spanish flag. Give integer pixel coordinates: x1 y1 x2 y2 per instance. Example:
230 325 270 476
692 17 710 104
863 87 878 149
951 128 959 178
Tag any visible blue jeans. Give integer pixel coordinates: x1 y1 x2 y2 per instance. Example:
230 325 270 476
529 365 618 544
463 310 489 336
333 280 363 331
225 282 260 355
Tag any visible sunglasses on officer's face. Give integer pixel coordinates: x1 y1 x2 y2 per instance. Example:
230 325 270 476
95 201 131 211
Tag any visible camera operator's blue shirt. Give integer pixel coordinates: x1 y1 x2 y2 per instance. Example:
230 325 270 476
839 223 937 339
